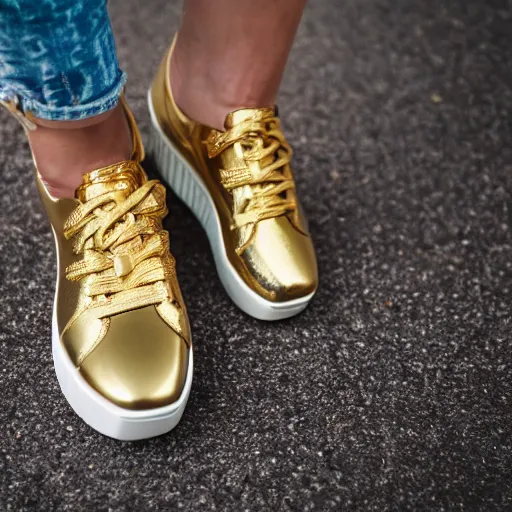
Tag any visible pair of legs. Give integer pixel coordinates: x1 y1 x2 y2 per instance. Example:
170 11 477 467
20 0 306 197
1 0 317 439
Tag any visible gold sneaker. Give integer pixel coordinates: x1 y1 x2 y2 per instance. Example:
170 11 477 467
148 41 318 321
32 99 192 440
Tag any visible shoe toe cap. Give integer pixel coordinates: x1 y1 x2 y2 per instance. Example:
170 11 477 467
241 216 318 302
77 306 190 410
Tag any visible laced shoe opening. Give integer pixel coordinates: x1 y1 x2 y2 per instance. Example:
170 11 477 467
207 112 297 230
63 171 175 311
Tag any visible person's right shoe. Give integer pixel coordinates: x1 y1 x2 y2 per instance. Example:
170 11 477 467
148 41 318 321
15 97 193 441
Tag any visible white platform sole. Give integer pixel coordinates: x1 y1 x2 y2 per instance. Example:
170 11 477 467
147 90 315 321
52 313 193 441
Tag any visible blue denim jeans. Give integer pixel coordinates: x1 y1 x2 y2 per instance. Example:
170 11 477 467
0 0 126 121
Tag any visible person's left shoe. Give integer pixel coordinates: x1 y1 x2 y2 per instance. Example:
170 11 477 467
147 40 318 321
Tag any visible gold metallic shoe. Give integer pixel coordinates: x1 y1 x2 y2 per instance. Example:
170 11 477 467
29 99 192 440
148 40 318 321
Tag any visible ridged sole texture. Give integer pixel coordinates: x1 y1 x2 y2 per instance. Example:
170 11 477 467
147 89 315 321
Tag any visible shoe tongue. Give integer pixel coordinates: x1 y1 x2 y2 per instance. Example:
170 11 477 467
76 160 146 202
224 107 275 129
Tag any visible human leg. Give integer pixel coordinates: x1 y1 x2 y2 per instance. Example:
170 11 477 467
171 0 308 131
0 0 131 197
0 0 192 439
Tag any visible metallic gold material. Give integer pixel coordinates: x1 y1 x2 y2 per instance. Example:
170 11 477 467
35 98 191 410
0 96 37 131
150 41 318 302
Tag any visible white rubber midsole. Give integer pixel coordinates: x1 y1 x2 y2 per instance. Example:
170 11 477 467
51 312 192 441
147 90 315 321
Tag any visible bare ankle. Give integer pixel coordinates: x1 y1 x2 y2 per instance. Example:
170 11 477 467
171 39 276 131
29 103 132 198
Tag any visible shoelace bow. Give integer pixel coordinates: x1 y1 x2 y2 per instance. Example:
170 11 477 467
63 180 174 302
206 114 297 229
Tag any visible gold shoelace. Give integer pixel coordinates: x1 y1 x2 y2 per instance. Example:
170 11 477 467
206 113 297 229
63 180 174 308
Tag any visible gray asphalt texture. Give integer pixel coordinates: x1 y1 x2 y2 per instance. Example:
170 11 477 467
1 0 512 510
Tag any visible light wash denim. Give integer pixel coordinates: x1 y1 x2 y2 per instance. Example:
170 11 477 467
0 0 126 121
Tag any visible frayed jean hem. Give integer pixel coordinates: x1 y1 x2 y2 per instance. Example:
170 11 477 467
0 72 127 121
